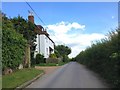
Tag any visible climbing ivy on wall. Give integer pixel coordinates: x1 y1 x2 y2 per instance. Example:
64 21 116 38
2 14 27 70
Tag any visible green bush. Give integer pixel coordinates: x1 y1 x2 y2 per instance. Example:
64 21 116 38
36 63 57 66
35 53 44 64
49 53 57 58
75 29 120 88
2 15 27 70
46 58 60 64
11 15 37 67
63 55 70 62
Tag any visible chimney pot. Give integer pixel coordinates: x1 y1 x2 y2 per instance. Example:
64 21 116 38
28 11 34 24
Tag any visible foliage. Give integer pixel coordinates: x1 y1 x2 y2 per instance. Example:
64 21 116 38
54 50 61 58
36 63 58 66
63 55 70 62
70 57 76 61
55 45 71 56
49 53 57 58
0 13 2 72
35 53 44 64
75 29 120 88
36 62 67 66
11 15 36 42
55 45 71 62
58 62 67 66
11 15 37 66
2 15 27 70
46 58 60 64
2 68 43 88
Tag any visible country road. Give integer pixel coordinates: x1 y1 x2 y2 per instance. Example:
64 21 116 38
26 62 109 88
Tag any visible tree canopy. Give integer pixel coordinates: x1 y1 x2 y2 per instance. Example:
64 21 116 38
55 45 71 62
11 15 36 44
11 15 37 67
55 45 71 56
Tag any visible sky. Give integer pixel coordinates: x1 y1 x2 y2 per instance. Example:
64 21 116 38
2 2 118 58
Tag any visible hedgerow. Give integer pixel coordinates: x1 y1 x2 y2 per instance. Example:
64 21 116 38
75 29 120 88
2 14 27 70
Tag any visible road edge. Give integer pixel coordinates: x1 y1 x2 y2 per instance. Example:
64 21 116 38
15 72 45 89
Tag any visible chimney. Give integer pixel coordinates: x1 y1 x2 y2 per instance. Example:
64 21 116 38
28 11 34 24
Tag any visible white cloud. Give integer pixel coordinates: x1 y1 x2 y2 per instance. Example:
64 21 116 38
47 21 85 34
47 21 106 58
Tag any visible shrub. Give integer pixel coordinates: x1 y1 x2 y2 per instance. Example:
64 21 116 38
49 53 57 58
63 55 70 62
35 53 44 64
46 58 61 64
75 29 120 88
2 15 27 71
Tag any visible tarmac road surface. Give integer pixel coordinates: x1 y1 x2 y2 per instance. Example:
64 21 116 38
26 62 109 88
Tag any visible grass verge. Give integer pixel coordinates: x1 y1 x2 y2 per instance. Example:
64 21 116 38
36 62 67 66
2 68 43 89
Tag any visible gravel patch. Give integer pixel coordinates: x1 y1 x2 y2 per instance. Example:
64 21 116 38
35 66 61 74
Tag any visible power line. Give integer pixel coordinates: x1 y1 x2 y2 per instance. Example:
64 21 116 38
25 1 64 45
25 1 46 27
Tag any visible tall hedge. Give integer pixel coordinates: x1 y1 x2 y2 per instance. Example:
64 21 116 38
11 15 37 67
2 15 27 70
75 29 120 88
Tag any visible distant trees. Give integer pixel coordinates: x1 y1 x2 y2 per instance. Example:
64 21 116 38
55 45 71 56
55 45 71 62
75 28 120 88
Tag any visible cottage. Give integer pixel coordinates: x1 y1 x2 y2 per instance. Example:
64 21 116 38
28 12 55 59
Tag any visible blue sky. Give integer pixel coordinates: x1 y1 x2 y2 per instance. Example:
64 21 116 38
2 2 118 57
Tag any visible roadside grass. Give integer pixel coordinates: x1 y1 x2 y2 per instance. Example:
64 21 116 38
36 62 67 66
2 68 43 89
58 62 68 66
36 63 57 66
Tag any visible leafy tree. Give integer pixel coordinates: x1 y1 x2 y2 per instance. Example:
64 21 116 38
11 15 37 67
55 45 71 56
54 50 61 58
70 57 76 61
55 45 71 62
63 55 69 62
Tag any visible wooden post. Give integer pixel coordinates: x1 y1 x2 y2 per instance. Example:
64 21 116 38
24 44 31 68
